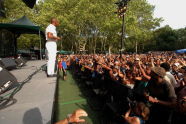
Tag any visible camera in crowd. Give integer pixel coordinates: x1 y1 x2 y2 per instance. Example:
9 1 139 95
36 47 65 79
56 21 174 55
127 97 137 109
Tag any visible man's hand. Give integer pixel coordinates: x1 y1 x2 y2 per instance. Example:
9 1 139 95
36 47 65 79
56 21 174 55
147 96 159 103
68 109 88 123
56 37 61 40
47 32 61 41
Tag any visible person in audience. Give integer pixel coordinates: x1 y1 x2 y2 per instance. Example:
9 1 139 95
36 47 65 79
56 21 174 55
123 102 150 124
160 62 178 88
58 57 63 72
144 67 177 124
56 52 186 123
62 57 68 80
56 109 88 124
178 96 186 113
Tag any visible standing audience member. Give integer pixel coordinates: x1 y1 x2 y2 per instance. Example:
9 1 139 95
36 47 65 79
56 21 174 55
160 62 178 88
58 57 63 72
62 57 68 80
144 67 177 124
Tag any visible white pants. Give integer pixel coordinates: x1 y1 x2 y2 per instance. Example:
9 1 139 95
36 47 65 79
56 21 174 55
46 41 57 75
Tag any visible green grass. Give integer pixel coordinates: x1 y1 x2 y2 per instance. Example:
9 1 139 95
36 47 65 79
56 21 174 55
54 71 100 124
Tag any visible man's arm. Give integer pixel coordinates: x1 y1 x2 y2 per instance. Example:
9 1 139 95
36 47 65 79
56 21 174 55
156 99 176 107
84 65 94 71
99 63 112 71
123 109 140 124
47 32 61 41
138 61 151 80
145 82 177 108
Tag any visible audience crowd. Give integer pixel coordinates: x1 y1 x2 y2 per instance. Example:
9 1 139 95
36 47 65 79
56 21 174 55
57 52 186 124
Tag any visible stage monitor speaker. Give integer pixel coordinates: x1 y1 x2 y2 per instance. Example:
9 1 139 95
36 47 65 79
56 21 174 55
0 58 17 70
15 57 26 67
0 67 17 95
0 61 5 68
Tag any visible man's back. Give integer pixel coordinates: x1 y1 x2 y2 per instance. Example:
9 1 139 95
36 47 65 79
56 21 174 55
147 79 177 101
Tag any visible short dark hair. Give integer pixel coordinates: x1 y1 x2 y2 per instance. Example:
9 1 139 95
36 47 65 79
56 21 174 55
160 62 170 71
50 17 57 23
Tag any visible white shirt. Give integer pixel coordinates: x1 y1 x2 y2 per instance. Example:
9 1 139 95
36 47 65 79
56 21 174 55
45 24 57 41
164 72 178 88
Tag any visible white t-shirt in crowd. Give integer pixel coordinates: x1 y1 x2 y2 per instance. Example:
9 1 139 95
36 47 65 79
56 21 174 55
45 24 57 41
164 72 178 88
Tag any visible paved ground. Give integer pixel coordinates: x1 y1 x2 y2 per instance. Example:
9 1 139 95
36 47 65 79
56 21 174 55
0 60 57 124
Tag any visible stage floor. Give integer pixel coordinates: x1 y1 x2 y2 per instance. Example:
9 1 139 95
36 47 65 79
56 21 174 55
0 60 57 124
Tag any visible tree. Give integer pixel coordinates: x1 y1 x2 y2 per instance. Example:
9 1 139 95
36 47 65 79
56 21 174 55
124 0 162 53
153 25 178 51
176 28 186 49
1 0 162 53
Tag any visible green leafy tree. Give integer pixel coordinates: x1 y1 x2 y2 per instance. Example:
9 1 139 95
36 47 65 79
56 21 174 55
176 28 186 49
1 0 162 53
153 25 178 51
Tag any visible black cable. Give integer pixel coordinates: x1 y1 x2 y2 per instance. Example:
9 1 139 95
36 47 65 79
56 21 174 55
0 64 46 108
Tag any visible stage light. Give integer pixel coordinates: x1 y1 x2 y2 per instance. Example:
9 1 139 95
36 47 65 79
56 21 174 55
114 0 131 58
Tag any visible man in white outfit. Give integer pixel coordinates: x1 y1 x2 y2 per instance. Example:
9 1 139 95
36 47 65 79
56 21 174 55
45 18 61 77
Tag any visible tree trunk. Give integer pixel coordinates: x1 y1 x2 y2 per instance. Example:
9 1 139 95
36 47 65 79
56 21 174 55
135 41 138 53
71 44 73 51
108 45 112 54
74 39 77 53
101 39 103 53
103 37 106 52
93 36 97 54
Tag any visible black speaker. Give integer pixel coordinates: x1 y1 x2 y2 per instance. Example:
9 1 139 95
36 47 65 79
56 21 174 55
0 67 17 94
0 61 4 68
0 58 17 70
15 57 26 67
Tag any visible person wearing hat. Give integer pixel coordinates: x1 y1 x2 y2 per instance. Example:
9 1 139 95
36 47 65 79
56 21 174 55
144 67 177 124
